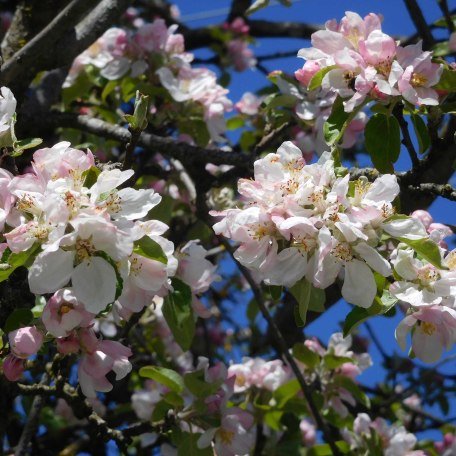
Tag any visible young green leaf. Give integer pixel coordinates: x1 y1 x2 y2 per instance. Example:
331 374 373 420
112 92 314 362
139 366 184 393
134 236 168 264
365 113 401 173
411 114 430 154
162 278 195 351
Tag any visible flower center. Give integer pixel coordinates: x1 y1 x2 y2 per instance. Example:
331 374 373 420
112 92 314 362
410 73 427 87
218 428 235 445
76 238 95 261
330 242 353 262
59 302 74 316
421 321 436 336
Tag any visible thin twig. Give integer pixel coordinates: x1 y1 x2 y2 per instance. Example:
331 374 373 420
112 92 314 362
15 374 49 456
393 106 420 170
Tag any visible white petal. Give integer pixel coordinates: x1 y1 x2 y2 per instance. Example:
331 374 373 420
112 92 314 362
116 188 161 220
353 242 391 276
342 260 376 307
72 257 117 313
28 249 74 294
383 217 427 240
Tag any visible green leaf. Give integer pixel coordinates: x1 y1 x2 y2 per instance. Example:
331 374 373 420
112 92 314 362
433 41 451 57
162 278 195 351
82 166 101 188
0 245 40 283
11 137 43 157
324 96 349 146
309 285 325 312
292 343 320 368
4 308 34 333
434 68 456 91
264 93 298 109
125 91 149 130
139 366 184 393
398 237 446 269
226 116 245 130
365 113 401 173
133 236 168 264
273 378 301 408
308 441 350 455
411 114 430 155
307 65 336 91
289 278 312 326
184 370 223 398
177 432 213 456
323 354 353 369
343 290 398 337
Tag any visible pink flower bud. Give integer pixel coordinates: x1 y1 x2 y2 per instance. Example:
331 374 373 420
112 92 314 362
3 354 25 381
411 209 433 229
9 326 43 359
56 334 80 355
295 61 321 87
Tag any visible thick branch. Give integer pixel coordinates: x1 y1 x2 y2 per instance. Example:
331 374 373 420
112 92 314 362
406 182 456 202
403 0 435 48
51 112 252 168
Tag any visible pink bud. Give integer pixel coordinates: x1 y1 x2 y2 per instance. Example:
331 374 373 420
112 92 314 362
411 209 433 229
295 61 321 87
9 326 43 359
3 354 25 381
56 334 80 355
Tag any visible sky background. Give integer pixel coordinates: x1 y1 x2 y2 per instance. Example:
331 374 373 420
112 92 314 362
167 0 456 442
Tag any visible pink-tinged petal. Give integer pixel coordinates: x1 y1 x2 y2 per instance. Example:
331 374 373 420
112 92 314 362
3 354 25 381
311 30 352 54
342 260 376 308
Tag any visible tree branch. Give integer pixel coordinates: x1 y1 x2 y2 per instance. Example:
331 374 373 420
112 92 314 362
50 112 252 168
403 0 436 48
15 374 49 456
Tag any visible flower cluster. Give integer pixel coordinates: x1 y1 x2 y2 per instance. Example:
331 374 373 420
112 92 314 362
228 357 291 393
392 245 456 363
296 11 442 111
300 333 372 417
342 413 425 455
132 357 256 455
223 18 257 72
0 103 182 393
213 140 425 308
274 73 367 159
65 18 233 142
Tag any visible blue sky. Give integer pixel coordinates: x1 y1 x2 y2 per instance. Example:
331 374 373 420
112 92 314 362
169 0 456 441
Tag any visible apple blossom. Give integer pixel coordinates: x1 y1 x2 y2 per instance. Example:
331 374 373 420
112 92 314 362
9 326 43 359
